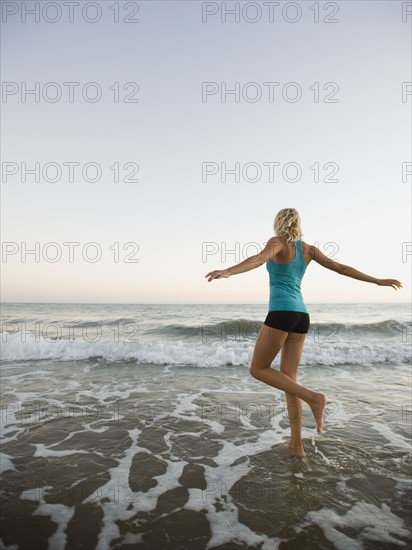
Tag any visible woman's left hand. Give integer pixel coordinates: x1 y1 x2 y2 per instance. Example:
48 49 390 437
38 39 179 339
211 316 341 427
376 278 402 290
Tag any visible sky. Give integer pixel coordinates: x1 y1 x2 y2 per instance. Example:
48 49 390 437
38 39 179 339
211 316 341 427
1 0 411 304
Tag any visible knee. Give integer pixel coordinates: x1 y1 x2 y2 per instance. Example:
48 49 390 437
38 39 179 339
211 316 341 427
249 365 258 379
250 365 264 379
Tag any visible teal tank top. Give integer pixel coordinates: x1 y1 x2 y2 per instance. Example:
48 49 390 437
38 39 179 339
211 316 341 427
266 240 308 313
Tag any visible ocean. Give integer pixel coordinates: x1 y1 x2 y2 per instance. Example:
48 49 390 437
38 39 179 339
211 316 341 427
0 302 411 549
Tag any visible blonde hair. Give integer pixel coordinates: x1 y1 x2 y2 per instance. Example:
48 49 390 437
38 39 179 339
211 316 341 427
273 208 302 245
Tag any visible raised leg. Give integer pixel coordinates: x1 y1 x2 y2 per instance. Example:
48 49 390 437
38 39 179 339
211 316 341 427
250 324 326 437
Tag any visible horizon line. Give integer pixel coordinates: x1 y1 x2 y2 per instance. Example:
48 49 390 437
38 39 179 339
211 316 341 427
1 301 410 306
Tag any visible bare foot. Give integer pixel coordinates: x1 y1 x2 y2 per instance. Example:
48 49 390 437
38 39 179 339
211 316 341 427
287 442 306 458
309 393 327 434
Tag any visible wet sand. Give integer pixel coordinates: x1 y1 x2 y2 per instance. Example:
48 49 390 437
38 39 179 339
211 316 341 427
1 360 411 549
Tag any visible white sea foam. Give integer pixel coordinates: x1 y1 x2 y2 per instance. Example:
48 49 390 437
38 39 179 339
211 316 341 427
33 444 91 458
369 422 412 449
1 330 409 367
184 444 284 550
33 503 75 549
297 501 411 549
20 485 75 549
0 453 17 475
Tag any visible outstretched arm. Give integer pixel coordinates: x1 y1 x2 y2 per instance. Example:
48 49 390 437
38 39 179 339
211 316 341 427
205 237 282 282
310 246 402 290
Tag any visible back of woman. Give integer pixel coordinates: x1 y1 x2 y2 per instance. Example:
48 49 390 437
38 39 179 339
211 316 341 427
205 208 402 457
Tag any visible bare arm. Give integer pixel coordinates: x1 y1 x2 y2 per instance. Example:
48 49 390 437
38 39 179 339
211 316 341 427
205 237 282 282
310 246 402 290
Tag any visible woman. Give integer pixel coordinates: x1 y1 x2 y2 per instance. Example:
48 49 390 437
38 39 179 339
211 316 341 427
205 208 402 458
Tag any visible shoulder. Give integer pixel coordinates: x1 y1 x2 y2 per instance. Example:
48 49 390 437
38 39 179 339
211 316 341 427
260 236 285 263
300 240 315 265
301 241 342 271
267 236 285 246
301 240 314 256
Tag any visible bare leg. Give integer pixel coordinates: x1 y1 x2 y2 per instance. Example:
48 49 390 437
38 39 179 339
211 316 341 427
280 332 306 457
250 325 326 436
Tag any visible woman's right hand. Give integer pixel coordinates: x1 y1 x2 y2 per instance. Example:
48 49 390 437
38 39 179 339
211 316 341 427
205 269 231 282
376 279 402 290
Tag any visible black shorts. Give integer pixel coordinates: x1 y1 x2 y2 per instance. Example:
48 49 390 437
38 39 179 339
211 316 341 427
264 310 310 334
